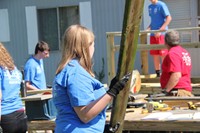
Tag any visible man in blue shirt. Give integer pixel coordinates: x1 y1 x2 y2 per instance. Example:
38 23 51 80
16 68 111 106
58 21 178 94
147 0 172 77
24 41 50 90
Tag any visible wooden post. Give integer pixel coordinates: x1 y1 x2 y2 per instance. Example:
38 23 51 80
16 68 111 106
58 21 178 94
109 0 145 133
140 33 149 75
106 34 116 83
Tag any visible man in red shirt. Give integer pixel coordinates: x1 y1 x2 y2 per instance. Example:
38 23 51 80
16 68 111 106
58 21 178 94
160 30 193 97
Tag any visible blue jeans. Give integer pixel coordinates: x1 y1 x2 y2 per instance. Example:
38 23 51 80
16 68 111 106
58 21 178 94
1 111 27 133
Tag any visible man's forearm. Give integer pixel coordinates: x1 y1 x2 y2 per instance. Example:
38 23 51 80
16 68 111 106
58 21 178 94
25 82 40 90
165 72 181 92
160 15 172 30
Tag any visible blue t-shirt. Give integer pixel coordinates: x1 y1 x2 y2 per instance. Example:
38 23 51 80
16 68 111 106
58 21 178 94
0 67 23 115
24 56 46 90
53 59 107 133
149 1 170 35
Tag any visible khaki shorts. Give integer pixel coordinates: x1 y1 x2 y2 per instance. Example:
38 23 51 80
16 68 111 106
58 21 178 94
177 89 194 97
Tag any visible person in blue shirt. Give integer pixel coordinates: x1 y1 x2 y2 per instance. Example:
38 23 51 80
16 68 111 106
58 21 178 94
52 24 129 133
24 41 50 90
147 0 172 77
0 42 27 133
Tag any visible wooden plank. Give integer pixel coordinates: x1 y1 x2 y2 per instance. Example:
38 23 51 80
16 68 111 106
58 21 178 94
106 34 116 83
109 1 145 133
106 27 200 36
115 42 200 51
28 120 55 130
122 120 200 132
22 94 52 101
139 83 200 96
27 89 52 95
28 108 200 132
146 96 200 100
140 27 200 34
141 77 200 84
107 108 200 132
140 74 157 79
140 34 149 75
163 100 200 108
145 96 200 107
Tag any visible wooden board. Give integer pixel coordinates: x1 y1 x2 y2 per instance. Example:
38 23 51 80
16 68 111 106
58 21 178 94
22 94 52 101
146 96 200 100
28 108 200 132
109 1 145 133
139 83 200 95
27 89 52 95
145 96 200 108
141 76 200 84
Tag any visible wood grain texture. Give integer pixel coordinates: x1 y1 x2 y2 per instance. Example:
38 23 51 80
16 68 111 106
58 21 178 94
109 0 145 133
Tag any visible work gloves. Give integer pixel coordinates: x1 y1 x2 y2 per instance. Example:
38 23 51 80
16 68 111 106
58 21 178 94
107 73 131 97
161 89 170 96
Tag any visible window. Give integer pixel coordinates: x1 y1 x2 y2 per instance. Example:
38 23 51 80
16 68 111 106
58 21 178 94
0 9 10 42
198 0 200 41
37 6 80 51
198 0 200 16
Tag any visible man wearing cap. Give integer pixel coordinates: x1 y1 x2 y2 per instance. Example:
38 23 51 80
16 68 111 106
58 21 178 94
160 30 193 97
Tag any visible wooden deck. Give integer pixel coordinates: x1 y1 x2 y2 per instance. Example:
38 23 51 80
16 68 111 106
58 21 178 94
139 75 200 96
26 76 200 132
140 82 200 95
28 108 200 132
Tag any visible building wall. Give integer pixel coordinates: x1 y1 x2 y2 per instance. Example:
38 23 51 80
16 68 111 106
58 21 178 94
0 0 127 85
0 0 199 86
163 0 200 76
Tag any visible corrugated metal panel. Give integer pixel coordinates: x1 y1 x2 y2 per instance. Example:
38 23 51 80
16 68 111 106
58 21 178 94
1 0 30 72
164 0 190 19
163 0 200 77
1 0 199 83
163 0 191 28
0 0 126 84
187 48 200 76
91 0 125 83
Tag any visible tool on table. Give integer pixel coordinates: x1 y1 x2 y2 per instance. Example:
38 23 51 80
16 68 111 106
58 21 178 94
129 70 141 94
148 89 178 99
146 101 170 112
187 101 197 110
108 70 136 133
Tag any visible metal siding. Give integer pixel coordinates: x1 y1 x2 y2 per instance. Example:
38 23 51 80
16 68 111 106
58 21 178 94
1 1 30 72
163 0 200 77
0 0 126 85
0 9 10 42
91 0 126 83
25 6 38 55
163 0 191 28
1 0 199 84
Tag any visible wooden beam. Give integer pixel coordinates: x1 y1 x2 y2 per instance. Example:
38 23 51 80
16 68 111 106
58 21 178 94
114 42 200 51
106 34 116 83
110 0 145 133
106 27 200 35
22 94 52 101
140 34 149 75
27 89 52 95
28 107 200 132
141 77 200 84
140 83 200 95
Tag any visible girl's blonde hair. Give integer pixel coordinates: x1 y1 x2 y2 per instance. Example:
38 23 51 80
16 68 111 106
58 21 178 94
0 42 15 70
56 25 95 76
